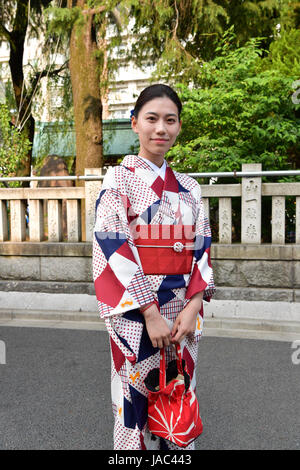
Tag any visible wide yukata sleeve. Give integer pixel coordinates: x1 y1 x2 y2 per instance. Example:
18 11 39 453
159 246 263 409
185 183 216 303
93 167 155 319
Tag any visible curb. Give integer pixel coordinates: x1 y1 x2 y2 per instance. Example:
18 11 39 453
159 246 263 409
0 309 100 323
0 309 300 342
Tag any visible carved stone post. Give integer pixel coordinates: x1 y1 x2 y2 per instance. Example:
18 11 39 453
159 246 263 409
10 200 26 242
271 196 285 244
0 200 8 241
48 199 62 242
67 199 81 242
29 199 44 241
241 163 262 244
219 197 232 244
85 168 102 242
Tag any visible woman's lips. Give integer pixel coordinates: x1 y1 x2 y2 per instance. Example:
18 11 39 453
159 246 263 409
151 138 169 143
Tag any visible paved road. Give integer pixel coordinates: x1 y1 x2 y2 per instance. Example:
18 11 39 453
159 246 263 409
0 325 299 450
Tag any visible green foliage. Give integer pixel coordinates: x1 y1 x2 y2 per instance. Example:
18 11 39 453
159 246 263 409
278 0 300 30
259 28 300 77
0 65 16 111
167 35 300 175
45 6 83 39
128 0 284 83
0 104 31 186
128 0 229 80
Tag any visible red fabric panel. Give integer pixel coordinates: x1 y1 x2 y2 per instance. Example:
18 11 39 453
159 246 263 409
94 264 126 307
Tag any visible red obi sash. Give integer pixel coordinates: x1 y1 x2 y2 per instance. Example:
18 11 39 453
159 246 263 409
134 225 195 275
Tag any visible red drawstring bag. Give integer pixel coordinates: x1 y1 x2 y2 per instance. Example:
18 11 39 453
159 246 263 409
144 344 203 448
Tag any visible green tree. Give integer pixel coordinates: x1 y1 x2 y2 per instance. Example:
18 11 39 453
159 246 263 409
0 0 69 180
278 0 300 30
46 0 287 175
46 0 126 175
259 28 300 77
0 104 31 187
168 34 300 174
129 0 284 83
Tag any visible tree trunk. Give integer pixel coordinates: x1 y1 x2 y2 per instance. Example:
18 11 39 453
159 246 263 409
68 4 104 179
8 0 34 183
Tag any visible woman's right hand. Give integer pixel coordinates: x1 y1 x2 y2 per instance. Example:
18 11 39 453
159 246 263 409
141 304 172 349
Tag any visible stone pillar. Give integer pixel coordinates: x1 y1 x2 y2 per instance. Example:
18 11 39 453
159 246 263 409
202 198 210 223
10 200 26 242
271 196 285 244
66 199 81 242
219 197 232 244
48 199 62 242
0 200 8 241
241 163 262 244
29 199 44 241
296 197 300 244
85 168 102 242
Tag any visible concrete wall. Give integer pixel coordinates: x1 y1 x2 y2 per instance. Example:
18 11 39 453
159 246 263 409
1 243 299 312
212 244 300 303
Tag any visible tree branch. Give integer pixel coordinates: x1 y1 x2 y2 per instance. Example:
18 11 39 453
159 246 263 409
82 6 106 17
172 1 179 40
170 1 194 61
47 60 70 77
33 60 69 83
26 60 69 104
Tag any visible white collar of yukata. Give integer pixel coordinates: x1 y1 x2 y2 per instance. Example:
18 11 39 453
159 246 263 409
137 155 167 179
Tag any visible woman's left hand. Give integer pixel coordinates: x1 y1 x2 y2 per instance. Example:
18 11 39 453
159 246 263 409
171 292 203 344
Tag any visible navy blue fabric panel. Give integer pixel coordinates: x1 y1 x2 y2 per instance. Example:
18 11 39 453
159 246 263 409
123 309 144 323
129 385 148 431
123 396 137 429
159 275 185 290
194 235 211 261
177 181 189 193
95 189 106 213
140 200 160 224
137 325 159 363
157 289 176 307
95 231 127 260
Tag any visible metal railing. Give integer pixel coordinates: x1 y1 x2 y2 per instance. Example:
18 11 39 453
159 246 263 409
0 169 300 182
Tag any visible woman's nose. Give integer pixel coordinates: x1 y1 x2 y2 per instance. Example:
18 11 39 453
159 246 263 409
155 119 167 134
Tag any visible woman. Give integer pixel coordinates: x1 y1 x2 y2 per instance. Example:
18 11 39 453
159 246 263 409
93 84 215 450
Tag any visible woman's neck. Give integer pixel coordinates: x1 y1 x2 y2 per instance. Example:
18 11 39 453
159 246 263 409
138 153 165 168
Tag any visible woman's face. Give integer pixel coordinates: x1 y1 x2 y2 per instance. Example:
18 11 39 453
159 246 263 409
131 96 182 163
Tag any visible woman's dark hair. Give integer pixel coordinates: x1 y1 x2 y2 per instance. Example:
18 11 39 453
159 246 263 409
133 84 182 119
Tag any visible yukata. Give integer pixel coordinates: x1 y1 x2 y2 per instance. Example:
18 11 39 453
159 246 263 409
93 154 215 450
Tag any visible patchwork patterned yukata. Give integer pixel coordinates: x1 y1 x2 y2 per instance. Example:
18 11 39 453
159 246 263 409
93 155 215 450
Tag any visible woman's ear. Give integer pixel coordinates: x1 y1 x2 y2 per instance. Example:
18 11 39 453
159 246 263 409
131 116 138 134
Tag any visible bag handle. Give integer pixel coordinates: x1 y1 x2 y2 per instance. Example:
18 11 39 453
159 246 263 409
159 343 184 390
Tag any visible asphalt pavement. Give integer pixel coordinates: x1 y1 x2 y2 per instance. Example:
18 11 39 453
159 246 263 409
0 324 299 450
